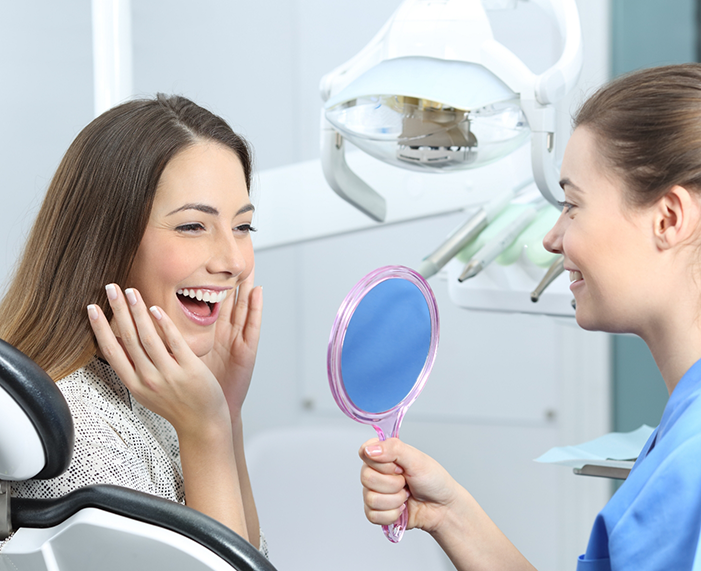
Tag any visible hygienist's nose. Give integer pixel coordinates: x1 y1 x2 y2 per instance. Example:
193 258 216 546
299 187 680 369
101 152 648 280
543 215 564 255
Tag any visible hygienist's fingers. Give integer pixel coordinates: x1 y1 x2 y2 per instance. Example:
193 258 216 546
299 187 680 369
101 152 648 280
360 462 407 494
87 302 141 385
364 505 406 527
362 437 422 469
363 488 408 526
363 485 409 511
359 438 405 475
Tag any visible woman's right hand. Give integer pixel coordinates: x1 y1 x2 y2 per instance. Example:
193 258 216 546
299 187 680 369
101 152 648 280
87 283 231 438
359 437 461 535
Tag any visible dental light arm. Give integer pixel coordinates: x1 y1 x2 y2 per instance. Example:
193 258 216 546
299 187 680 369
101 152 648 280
321 115 387 222
319 0 582 220
531 0 584 105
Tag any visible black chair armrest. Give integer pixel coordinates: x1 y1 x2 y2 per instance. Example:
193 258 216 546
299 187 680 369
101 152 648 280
12 484 277 571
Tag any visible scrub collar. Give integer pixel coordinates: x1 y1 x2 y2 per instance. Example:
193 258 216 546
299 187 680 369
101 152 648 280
655 357 701 444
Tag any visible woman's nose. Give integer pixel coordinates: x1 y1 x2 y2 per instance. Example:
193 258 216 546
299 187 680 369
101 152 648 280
209 234 246 276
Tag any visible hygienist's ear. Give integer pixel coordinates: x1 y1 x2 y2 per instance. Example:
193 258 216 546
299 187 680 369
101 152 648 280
652 185 701 250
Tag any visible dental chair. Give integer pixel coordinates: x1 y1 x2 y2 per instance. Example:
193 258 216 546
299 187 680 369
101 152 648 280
0 339 276 571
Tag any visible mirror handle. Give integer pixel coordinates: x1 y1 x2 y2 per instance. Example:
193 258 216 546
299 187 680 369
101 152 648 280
375 418 408 543
383 509 408 543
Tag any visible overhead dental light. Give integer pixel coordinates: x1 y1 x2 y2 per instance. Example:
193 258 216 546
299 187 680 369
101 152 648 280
320 0 583 222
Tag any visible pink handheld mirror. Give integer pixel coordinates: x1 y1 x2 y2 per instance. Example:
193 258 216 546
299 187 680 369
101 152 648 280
327 265 439 543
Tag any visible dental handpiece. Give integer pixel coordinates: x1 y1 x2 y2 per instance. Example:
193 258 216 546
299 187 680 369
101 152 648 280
458 202 542 282
530 255 565 302
418 189 515 279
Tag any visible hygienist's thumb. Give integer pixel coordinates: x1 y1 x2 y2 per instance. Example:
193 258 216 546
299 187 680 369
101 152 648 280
360 437 425 475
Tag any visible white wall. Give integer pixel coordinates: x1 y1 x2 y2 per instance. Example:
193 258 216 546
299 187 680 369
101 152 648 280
0 1 612 570
0 0 93 289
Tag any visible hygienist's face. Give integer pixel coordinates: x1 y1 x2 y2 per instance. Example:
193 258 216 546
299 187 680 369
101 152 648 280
127 142 255 357
543 127 654 333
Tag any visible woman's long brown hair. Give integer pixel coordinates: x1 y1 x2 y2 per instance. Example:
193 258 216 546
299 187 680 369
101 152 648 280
0 94 252 381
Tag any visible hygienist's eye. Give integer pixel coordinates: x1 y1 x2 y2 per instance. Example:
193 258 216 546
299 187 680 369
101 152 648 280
556 201 576 214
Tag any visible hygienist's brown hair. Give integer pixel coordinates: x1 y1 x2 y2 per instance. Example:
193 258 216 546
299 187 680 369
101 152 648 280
0 94 253 381
575 63 701 206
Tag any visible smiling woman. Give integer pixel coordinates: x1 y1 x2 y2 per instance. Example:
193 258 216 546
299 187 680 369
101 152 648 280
0 95 267 557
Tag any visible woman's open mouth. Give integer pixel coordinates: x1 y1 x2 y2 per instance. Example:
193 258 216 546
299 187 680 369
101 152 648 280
176 288 228 325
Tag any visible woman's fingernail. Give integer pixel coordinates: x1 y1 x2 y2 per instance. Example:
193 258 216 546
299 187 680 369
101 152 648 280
365 445 382 457
125 288 137 306
149 306 162 320
87 305 98 321
399 503 407 513
395 466 405 474
105 284 118 301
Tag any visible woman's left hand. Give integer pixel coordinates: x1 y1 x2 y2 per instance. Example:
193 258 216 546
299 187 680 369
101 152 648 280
200 269 263 421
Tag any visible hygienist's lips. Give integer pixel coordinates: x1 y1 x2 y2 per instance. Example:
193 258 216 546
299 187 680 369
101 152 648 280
177 297 221 326
569 273 584 292
565 269 583 292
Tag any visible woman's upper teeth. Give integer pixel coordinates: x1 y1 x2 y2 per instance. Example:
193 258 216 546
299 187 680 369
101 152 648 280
177 288 227 303
569 270 583 282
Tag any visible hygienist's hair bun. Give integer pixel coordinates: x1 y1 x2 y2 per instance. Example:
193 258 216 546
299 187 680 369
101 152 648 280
575 63 701 207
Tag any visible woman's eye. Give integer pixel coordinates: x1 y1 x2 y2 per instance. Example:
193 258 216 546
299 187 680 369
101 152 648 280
176 223 205 233
234 223 257 235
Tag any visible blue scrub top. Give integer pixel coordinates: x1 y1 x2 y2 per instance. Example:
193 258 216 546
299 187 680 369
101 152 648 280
577 358 701 570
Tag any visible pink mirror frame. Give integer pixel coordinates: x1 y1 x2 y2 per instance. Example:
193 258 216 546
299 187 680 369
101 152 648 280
327 265 440 542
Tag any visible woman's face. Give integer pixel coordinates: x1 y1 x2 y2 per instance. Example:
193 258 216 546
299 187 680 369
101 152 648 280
543 127 656 333
127 142 255 357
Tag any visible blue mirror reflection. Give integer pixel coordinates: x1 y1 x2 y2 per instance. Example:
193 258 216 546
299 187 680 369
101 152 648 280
341 278 431 414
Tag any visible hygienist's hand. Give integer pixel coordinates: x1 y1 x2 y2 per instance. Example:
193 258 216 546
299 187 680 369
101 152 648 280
88 284 231 437
360 438 462 535
200 269 263 421
361 439 538 571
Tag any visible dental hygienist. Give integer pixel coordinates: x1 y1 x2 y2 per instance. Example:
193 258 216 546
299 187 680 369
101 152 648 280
0 95 268 557
359 64 701 570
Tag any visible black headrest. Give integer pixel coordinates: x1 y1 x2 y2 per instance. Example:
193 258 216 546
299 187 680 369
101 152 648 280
0 339 74 479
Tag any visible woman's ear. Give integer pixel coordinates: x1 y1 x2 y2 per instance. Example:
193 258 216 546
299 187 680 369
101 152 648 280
652 185 701 250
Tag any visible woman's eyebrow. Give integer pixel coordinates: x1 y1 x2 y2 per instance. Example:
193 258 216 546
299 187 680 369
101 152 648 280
167 203 219 216
166 202 255 217
237 203 255 216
